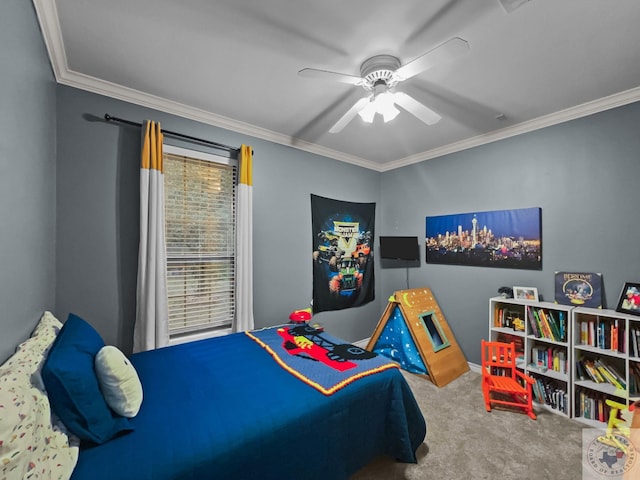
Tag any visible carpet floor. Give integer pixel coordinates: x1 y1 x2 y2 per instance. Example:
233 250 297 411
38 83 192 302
351 369 588 480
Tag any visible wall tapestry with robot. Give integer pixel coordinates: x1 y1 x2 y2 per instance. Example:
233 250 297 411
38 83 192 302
311 194 375 313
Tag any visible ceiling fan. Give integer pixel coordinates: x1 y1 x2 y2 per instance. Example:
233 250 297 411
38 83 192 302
498 0 532 13
298 37 470 133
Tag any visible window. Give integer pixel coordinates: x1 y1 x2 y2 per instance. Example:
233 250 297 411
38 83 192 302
418 311 450 353
163 145 237 340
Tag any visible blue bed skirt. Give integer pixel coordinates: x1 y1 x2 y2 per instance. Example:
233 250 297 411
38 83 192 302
71 330 426 480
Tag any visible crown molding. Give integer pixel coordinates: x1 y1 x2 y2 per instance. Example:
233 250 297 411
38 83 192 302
33 0 640 174
61 70 382 170
32 0 67 81
380 86 640 172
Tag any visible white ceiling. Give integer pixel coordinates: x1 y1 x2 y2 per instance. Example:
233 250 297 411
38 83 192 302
34 0 640 171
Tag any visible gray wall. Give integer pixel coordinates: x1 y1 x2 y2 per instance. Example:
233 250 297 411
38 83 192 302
0 1 57 363
2 1 638 368
55 86 382 354
379 102 640 364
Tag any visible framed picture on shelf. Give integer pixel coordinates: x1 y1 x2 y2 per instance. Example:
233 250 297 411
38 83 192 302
513 286 539 301
554 271 602 308
615 282 640 316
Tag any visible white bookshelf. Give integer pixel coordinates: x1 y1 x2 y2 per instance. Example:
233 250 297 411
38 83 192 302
571 306 640 426
489 296 572 417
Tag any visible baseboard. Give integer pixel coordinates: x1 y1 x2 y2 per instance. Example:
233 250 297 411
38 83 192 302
467 362 481 373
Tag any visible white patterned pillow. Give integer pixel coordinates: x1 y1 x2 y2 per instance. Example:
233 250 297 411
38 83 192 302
0 377 79 479
0 311 63 385
0 312 79 479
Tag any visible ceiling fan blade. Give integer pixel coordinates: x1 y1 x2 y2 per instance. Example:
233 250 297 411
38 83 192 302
329 96 371 133
298 68 363 86
393 37 470 81
392 92 441 126
498 0 531 13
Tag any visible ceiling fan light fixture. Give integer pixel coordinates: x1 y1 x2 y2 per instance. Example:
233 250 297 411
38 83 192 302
357 90 400 124
382 105 400 123
378 92 400 122
358 100 377 123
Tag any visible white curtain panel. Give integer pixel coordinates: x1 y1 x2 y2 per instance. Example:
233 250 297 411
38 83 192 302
234 145 255 332
133 121 169 352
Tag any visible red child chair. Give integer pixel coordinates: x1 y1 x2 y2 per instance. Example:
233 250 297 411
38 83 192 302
481 340 536 420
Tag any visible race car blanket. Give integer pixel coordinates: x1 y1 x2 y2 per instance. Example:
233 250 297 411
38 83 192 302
246 325 398 395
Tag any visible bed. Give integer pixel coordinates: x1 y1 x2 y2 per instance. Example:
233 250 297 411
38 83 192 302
0 312 426 480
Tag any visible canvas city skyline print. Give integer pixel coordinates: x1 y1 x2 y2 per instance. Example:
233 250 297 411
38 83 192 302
425 207 542 270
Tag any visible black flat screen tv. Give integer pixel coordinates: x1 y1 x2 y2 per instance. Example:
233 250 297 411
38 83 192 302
379 236 419 261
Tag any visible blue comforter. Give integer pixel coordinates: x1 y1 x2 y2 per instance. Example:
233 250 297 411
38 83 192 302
71 330 426 480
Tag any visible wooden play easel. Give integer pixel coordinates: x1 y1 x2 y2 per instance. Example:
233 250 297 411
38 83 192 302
367 287 469 387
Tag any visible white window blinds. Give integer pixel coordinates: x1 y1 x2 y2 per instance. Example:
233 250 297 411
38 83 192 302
163 148 237 336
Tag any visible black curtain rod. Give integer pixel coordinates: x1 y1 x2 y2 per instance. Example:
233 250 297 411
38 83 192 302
104 114 240 155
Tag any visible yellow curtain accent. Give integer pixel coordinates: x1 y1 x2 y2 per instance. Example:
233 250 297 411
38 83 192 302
239 144 252 185
141 121 164 172
134 119 168 352
235 143 254 332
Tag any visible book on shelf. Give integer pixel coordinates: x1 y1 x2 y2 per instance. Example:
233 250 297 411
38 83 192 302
530 346 546 369
597 321 605 349
579 390 592 419
576 357 626 390
594 360 625 390
611 320 618 353
556 311 567 342
577 318 626 352
575 360 588 381
532 379 544 403
575 388 608 422
580 321 589 345
555 350 566 373
631 325 640 357
598 398 605 422
595 359 626 390
526 306 566 342
527 307 540 337
532 375 568 413
545 310 563 342
527 306 541 337
581 359 605 383
630 362 640 395
494 306 526 332
538 309 554 340
527 306 552 340
530 346 567 373
532 308 546 338
493 305 504 328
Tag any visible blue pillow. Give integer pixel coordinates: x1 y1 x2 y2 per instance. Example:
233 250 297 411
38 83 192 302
42 313 133 444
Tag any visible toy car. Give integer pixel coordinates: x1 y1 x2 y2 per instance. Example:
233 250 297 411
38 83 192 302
512 317 525 332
